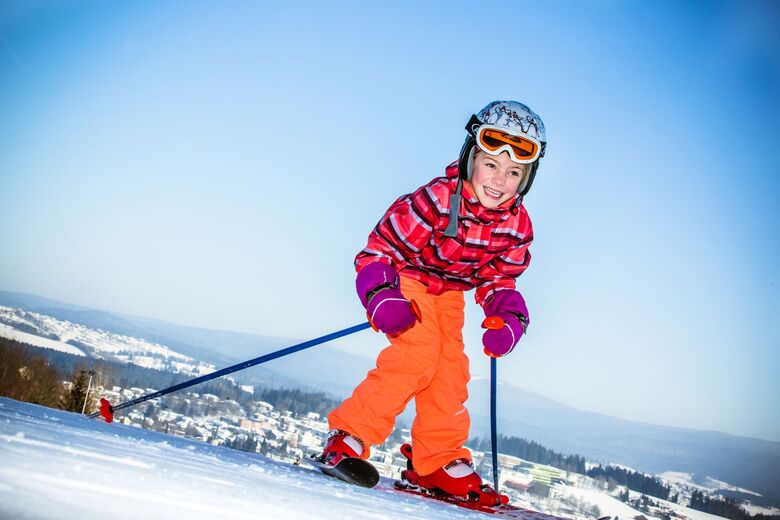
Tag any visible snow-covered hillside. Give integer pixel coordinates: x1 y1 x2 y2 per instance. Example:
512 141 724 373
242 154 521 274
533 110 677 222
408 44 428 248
0 398 741 520
0 397 545 520
0 306 215 376
660 471 761 499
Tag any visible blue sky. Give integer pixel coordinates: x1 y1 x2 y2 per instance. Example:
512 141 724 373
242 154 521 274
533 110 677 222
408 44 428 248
1 1 778 441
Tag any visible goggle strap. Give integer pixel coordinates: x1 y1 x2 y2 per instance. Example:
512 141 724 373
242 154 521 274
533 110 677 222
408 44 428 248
465 114 481 138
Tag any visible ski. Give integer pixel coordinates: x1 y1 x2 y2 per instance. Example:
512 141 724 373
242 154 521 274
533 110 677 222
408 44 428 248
392 479 569 519
305 454 380 488
389 443 611 520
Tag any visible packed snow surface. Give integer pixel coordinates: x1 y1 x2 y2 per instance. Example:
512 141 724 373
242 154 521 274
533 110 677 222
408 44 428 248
0 398 517 520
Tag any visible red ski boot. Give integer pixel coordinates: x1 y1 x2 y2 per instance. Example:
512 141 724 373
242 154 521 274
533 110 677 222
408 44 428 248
418 458 482 493
310 429 379 488
397 443 507 506
319 429 365 466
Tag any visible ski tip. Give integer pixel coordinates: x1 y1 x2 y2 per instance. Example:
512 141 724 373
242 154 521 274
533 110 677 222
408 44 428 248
333 457 380 488
308 455 379 488
99 398 114 423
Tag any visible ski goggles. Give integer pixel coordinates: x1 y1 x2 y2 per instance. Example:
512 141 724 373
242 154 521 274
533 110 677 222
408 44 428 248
475 125 542 164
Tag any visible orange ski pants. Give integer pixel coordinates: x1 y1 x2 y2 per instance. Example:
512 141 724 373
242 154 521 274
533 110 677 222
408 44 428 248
328 276 472 476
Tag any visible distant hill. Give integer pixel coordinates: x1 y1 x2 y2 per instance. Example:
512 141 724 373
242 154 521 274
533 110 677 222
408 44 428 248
0 290 374 394
0 290 330 373
2 289 778 506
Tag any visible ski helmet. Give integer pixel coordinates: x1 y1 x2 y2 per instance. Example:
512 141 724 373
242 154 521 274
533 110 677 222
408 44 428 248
457 100 547 197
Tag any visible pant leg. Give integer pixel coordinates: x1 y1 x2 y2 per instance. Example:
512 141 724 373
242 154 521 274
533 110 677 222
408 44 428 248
410 288 473 476
328 277 441 458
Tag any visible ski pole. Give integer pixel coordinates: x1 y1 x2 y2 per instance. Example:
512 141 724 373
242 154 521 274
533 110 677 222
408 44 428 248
482 315 504 493
490 355 500 492
89 322 372 423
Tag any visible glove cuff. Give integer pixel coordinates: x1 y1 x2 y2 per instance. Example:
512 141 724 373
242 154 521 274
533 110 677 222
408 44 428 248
483 290 529 327
356 262 399 309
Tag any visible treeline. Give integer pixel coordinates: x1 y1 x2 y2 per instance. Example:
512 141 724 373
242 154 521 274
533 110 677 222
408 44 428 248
690 490 780 520
1 336 340 421
255 387 338 418
0 337 97 413
226 434 261 454
468 434 587 474
468 434 674 502
0 337 200 415
0 338 188 391
588 464 671 500
178 379 339 418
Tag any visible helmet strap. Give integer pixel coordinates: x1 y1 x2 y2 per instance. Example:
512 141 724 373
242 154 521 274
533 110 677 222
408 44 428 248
457 137 475 180
518 161 539 197
444 178 462 238
465 146 476 180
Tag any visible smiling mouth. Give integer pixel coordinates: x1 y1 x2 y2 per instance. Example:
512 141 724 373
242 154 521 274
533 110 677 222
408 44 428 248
483 186 504 199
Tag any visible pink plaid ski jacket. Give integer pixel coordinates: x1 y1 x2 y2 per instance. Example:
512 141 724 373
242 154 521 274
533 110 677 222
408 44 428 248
355 162 533 307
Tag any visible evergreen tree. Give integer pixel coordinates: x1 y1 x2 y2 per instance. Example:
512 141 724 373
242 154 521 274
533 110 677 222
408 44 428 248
63 369 90 413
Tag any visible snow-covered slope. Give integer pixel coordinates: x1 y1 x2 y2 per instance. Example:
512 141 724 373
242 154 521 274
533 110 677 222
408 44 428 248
1 398 743 520
0 323 86 356
660 471 762 498
0 397 537 520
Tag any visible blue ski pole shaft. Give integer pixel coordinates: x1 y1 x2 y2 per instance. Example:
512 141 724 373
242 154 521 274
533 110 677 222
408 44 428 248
490 356 499 491
89 322 372 419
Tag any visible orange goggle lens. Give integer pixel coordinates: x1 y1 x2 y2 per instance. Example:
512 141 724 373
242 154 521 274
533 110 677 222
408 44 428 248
477 127 540 162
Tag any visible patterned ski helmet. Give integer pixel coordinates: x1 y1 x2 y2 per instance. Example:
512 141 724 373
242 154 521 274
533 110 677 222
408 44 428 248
458 100 547 198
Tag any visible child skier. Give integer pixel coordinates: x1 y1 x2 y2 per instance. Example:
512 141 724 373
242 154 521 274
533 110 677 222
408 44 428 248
320 100 546 503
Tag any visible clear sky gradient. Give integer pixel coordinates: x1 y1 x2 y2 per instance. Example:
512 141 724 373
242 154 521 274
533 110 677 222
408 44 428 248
1 1 778 441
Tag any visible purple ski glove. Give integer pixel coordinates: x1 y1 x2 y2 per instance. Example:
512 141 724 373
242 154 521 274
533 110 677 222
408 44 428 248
356 263 421 336
481 290 529 358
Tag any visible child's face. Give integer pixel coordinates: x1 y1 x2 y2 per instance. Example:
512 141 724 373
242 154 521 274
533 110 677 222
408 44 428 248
470 151 527 208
